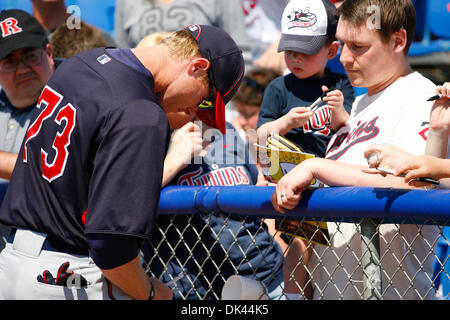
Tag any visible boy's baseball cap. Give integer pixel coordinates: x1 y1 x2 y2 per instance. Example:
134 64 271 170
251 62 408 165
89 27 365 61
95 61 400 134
278 0 338 55
0 9 48 61
185 24 245 134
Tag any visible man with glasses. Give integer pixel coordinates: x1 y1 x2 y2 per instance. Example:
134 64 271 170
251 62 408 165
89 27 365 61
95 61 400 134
0 9 57 253
0 9 56 180
0 24 244 300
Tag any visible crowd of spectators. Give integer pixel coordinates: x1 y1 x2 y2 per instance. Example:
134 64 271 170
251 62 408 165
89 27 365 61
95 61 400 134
0 0 448 300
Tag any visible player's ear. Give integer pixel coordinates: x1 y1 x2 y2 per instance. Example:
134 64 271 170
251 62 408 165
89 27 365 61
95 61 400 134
188 57 210 76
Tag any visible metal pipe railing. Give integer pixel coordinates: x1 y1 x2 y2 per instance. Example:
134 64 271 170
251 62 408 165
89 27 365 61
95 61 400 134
158 185 450 224
1 182 449 299
157 185 450 300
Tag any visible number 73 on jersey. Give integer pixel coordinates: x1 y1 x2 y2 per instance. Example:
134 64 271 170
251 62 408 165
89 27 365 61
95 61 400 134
23 85 77 182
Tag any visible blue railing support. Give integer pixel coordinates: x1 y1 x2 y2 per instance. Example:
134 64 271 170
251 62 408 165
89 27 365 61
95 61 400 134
0 182 448 223
0 182 449 299
158 185 450 224
158 185 450 300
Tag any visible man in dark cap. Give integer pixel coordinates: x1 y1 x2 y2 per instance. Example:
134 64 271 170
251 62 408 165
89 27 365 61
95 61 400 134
0 9 55 180
0 9 57 253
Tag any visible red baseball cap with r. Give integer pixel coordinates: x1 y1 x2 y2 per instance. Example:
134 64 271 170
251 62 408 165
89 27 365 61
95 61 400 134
185 24 245 134
0 9 48 61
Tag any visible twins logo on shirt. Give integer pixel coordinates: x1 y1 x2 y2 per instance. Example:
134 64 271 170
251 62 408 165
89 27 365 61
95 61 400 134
303 105 332 136
177 165 250 186
326 116 380 160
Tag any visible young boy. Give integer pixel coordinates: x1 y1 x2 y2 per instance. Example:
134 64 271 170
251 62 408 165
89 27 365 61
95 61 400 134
255 0 355 299
257 0 355 158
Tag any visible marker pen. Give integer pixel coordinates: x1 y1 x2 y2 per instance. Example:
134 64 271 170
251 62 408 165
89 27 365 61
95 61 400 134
427 94 442 101
377 167 440 186
309 86 335 112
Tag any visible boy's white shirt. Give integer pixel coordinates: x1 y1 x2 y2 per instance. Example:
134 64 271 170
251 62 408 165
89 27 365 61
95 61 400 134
309 72 442 300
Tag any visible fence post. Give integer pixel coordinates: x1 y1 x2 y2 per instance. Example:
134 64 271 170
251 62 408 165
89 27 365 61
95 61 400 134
360 218 382 300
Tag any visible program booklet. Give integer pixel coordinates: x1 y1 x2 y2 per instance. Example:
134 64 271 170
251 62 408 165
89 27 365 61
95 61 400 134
255 132 329 246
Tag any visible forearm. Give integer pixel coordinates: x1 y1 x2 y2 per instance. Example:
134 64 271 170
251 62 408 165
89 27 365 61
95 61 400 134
101 254 152 300
306 158 413 189
330 108 349 132
0 151 18 180
272 158 416 214
257 118 291 138
441 166 450 179
162 155 187 187
425 128 449 158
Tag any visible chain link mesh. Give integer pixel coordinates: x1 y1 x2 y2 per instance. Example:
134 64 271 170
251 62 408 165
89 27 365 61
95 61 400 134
144 214 449 300
1 214 447 300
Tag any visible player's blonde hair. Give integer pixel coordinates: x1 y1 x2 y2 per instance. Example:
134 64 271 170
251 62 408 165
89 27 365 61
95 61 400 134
137 31 170 48
160 30 209 83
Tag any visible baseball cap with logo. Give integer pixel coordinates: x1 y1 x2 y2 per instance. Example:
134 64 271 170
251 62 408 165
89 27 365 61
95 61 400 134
278 0 338 55
185 24 245 134
0 9 48 61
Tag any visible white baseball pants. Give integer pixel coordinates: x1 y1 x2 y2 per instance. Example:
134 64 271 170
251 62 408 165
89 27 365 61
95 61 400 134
0 229 131 300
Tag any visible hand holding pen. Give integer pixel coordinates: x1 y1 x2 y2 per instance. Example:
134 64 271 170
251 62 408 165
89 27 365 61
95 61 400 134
367 158 440 186
364 145 440 186
309 86 336 111
427 82 450 101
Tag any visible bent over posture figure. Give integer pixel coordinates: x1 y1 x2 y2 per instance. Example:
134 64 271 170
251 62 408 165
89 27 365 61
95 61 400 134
0 25 244 300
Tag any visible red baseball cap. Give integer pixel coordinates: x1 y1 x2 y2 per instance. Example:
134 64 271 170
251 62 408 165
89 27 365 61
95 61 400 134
185 24 245 134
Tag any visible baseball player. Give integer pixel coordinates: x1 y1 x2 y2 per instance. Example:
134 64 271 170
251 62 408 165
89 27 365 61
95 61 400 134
0 24 244 300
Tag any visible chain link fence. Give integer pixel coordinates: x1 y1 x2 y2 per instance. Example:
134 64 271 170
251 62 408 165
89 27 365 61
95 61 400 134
144 213 449 300
0 184 449 300
146 185 450 300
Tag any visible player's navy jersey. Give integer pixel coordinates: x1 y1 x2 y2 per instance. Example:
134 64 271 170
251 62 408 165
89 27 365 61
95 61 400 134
0 48 170 251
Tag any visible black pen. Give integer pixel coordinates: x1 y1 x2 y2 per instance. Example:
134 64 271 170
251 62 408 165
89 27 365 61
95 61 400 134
377 167 440 186
310 86 335 111
427 94 442 101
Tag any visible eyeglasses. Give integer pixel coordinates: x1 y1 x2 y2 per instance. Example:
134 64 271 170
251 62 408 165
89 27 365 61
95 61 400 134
197 51 215 110
0 49 44 73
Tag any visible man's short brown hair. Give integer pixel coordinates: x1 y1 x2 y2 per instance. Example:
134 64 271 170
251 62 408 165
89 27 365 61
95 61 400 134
337 0 416 54
50 21 108 58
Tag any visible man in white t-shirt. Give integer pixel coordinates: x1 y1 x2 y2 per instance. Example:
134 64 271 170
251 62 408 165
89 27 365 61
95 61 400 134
271 0 444 299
